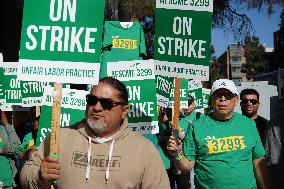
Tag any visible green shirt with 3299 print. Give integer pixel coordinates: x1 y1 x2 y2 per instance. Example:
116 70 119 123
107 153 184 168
183 112 265 189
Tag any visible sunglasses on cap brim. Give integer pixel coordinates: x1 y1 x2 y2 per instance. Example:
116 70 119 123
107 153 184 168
86 94 127 110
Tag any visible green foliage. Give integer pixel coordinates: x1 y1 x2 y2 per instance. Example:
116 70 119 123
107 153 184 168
243 35 269 76
209 45 223 84
210 61 222 85
105 0 283 41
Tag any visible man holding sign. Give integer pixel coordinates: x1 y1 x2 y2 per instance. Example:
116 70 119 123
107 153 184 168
167 79 271 189
20 77 170 189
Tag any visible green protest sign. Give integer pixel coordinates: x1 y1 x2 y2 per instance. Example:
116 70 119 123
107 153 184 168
18 0 105 84
2 62 22 105
188 80 203 112
0 65 6 110
156 75 174 108
169 78 188 108
21 81 51 107
126 80 159 134
37 86 87 145
202 88 210 108
108 60 159 134
155 1 213 81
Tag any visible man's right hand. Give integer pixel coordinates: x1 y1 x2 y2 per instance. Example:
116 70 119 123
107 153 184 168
167 135 182 157
40 156 61 184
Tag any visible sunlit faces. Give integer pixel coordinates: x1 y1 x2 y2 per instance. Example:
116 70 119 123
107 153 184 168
240 94 259 117
86 82 129 137
211 88 238 120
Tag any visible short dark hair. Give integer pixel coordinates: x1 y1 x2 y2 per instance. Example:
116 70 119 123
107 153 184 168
240 88 259 100
99 77 128 104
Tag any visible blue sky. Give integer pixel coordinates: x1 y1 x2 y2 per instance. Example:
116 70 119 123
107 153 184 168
212 6 282 58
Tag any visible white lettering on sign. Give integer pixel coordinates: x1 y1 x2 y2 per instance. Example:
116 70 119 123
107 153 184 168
156 76 172 94
6 90 21 100
60 113 70 127
158 37 206 58
173 17 192 35
195 98 202 106
40 128 52 142
22 82 47 94
128 102 154 117
26 25 97 53
126 86 141 101
170 88 187 97
10 79 21 88
157 16 206 59
49 0 77 22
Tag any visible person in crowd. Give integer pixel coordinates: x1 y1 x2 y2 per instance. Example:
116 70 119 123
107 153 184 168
240 88 269 144
265 93 284 189
14 111 33 143
18 116 39 160
167 96 204 189
0 114 21 189
167 79 272 189
15 116 40 188
20 77 170 189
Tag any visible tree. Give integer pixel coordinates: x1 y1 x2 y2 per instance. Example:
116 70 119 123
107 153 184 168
105 0 284 41
209 45 223 84
243 35 269 78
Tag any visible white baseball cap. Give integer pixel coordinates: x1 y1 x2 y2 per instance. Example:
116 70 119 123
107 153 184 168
211 79 238 95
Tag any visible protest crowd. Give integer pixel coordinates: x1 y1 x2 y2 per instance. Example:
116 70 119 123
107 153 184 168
1 0 284 189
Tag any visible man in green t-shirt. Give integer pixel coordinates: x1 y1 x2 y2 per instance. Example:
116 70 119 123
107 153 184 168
167 79 271 189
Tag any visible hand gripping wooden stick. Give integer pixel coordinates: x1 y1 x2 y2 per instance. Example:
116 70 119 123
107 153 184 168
49 83 62 187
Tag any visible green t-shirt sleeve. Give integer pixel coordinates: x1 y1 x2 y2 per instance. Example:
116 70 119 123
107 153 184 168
182 124 197 160
251 121 266 159
102 22 112 47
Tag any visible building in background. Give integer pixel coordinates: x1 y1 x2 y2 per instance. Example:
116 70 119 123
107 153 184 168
273 29 284 70
264 46 274 71
218 43 246 85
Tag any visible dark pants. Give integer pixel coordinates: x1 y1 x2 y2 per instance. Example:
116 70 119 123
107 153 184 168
167 168 191 189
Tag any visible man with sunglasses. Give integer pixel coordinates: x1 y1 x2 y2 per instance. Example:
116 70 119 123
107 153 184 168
20 77 170 189
240 88 269 145
167 79 271 189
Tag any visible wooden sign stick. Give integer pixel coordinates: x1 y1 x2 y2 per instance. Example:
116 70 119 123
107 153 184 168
49 83 62 187
35 106 41 118
172 77 181 140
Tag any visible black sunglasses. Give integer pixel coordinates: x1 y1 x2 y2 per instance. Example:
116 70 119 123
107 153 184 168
86 94 127 110
213 92 236 100
241 99 259 105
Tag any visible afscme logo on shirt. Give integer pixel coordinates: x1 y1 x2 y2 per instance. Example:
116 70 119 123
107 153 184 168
72 151 121 171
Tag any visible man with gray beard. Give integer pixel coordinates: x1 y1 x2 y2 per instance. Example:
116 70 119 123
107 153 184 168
20 77 170 189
